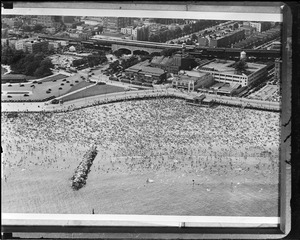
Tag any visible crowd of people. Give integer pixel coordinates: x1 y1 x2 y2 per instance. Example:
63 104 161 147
2 98 280 182
1 98 281 215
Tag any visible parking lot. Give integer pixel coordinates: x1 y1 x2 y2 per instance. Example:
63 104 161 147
1 74 85 101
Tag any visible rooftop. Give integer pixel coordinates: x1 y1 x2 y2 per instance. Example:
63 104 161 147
182 70 209 78
198 59 267 76
126 63 165 75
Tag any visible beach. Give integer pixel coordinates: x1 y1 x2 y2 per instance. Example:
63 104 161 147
1 98 280 216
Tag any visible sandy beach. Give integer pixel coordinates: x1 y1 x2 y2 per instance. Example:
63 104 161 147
1 98 280 216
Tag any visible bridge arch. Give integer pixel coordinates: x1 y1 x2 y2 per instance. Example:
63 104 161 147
117 48 132 55
133 49 150 55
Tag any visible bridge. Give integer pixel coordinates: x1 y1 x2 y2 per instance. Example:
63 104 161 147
39 35 280 59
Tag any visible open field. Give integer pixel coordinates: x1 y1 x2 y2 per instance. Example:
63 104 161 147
37 74 68 83
1 99 280 216
61 84 127 102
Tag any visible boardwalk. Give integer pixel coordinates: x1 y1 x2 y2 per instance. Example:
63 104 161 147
1 88 280 113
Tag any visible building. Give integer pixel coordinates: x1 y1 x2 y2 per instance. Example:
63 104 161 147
103 17 132 32
15 38 48 53
1 18 16 28
209 29 245 48
69 32 92 40
36 16 56 27
196 57 268 87
132 25 149 41
240 25 256 37
248 22 271 32
45 27 56 34
121 26 134 35
83 19 103 26
208 82 241 95
48 41 61 51
197 36 209 47
15 39 30 51
233 25 281 49
269 41 281 50
125 61 167 84
24 40 49 53
150 53 196 74
172 71 214 91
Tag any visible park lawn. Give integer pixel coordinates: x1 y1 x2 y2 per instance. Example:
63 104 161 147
38 74 69 83
61 84 126 102
65 81 94 94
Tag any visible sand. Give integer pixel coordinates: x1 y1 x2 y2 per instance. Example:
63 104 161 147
1 98 280 216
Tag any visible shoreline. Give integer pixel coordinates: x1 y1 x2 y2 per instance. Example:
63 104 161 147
1 99 280 216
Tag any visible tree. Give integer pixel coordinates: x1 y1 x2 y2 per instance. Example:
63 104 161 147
186 39 193 45
191 34 198 41
161 48 179 57
33 24 44 33
22 25 32 32
149 34 160 42
34 58 53 77
150 52 161 58
113 50 123 58
72 58 87 67
234 59 248 74
233 23 239 29
174 27 182 38
183 24 191 35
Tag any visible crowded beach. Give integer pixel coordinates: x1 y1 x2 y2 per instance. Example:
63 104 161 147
1 98 280 216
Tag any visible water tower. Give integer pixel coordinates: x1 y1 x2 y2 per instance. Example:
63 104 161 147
240 51 246 60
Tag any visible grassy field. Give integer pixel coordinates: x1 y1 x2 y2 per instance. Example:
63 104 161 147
61 84 126 102
1 99 280 216
38 74 69 83
65 81 94 94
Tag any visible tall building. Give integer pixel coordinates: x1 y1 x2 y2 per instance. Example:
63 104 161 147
36 16 56 27
240 25 256 37
121 26 134 35
132 25 149 41
103 17 132 32
15 39 31 51
246 22 271 32
24 40 49 53
209 29 245 48
15 38 48 53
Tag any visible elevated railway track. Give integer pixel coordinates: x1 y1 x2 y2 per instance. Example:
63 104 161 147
39 35 280 59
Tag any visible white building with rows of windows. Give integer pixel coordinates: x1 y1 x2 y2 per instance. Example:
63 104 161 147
194 58 268 87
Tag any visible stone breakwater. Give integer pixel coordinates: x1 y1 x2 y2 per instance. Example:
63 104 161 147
70 145 98 190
